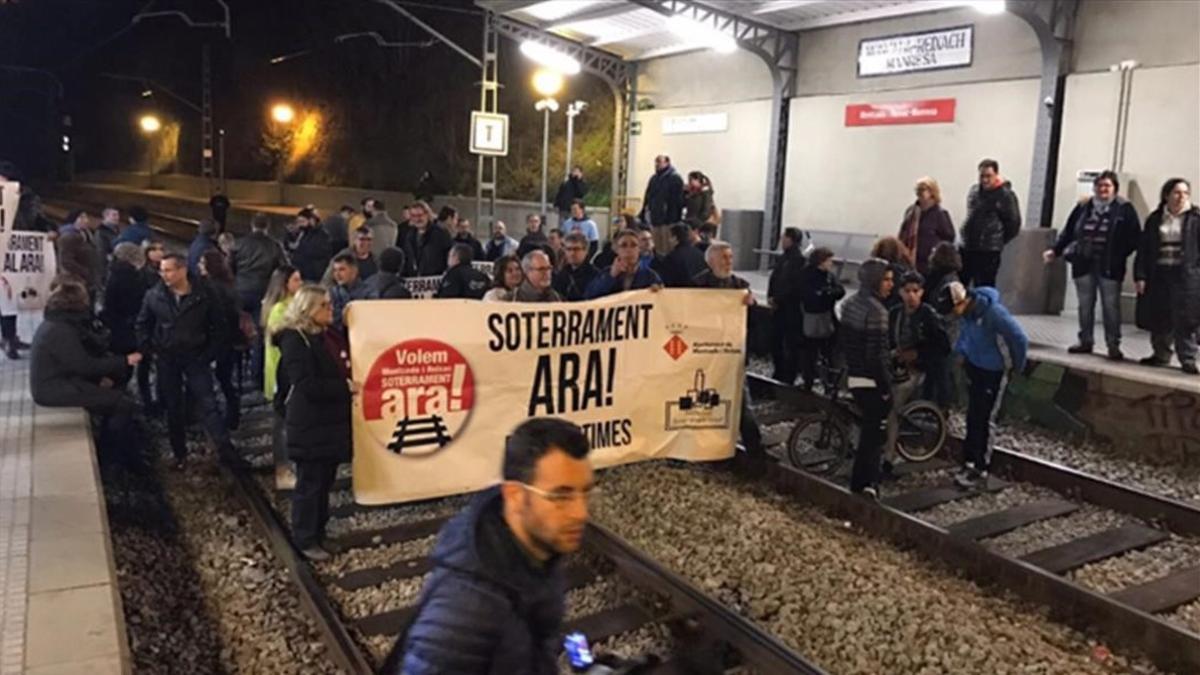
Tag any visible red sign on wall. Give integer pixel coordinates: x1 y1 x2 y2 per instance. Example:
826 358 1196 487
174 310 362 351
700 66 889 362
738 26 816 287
845 98 956 126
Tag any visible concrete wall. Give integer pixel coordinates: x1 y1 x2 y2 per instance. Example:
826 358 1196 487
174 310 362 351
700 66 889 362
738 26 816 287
636 49 774 107
782 77 1040 237
1072 0 1200 73
795 8 1040 95
1052 63 1200 228
628 99 773 212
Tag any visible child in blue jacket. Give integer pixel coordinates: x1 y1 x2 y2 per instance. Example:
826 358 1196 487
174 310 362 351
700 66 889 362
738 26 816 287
943 281 1028 488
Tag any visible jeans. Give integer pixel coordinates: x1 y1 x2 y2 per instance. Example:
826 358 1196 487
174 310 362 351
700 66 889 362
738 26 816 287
1148 271 1199 366
1075 271 1122 349
849 386 891 492
240 291 264 390
921 354 955 409
739 384 765 458
885 373 923 460
964 363 1004 471
800 336 836 390
292 460 339 548
158 355 230 459
961 250 1002 288
214 349 241 430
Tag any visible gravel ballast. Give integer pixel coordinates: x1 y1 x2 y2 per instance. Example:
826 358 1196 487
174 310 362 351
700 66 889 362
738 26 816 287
593 461 1166 674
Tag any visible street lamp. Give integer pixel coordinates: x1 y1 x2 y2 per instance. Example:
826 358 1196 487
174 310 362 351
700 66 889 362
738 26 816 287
270 102 296 204
564 100 587 181
532 69 563 217
271 102 296 124
139 114 162 189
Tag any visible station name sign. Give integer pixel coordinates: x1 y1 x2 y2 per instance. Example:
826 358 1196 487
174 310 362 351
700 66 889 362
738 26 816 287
858 25 973 77
845 99 956 127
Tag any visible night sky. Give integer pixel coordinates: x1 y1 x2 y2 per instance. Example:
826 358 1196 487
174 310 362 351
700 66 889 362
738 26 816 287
0 0 616 200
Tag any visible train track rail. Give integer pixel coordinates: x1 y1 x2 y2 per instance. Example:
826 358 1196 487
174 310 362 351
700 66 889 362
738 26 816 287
223 398 827 674
746 371 1200 674
42 196 199 245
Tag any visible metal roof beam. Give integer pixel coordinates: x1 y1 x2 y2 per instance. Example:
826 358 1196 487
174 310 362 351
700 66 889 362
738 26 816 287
541 2 641 31
490 13 631 90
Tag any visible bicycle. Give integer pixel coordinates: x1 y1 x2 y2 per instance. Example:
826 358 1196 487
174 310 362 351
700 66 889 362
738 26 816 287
785 359 947 476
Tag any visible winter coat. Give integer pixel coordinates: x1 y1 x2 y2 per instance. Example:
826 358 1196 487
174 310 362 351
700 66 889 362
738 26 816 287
839 260 892 392
956 286 1028 372
113 221 152 247
232 231 289 297
660 241 708 288
186 233 217 276
485 235 519 261
553 263 600 302
99 260 149 354
898 203 955 275
924 267 960 312
136 278 224 362
683 186 715 229
362 271 413 300
452 233 487 262
208 281 244 350
1134 205 1200 332
586 266 662 299
365 212 399 261
394 486 564 675
289 227 334 282
553 176 588 213
517 232 549 260
769 246 808 335
641 165 685 226
961 181 1021 253
511 281 563 303
436 264 490 299
30 305 127 411
692 269 750 291
405 224 454 277
889 303 950 371
800 265 844 315
1052 197 1141 281
321 213 350 254
277 328 351 463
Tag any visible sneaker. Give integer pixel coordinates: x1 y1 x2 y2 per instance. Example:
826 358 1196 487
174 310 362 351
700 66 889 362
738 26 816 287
1067 343 1093 354
1183 362 1199 375
855 486 880 501
954 467 981 489
1139 355 1169 367
300 546 331 562
1107 347 1124 361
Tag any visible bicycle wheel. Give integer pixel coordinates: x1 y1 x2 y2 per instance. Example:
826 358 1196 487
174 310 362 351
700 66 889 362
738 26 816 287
895 400 947 463
786 414 850 475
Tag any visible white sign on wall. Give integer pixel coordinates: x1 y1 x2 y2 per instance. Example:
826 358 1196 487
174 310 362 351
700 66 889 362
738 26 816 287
662 112 728 135
469 111 509 156
858 25 973 77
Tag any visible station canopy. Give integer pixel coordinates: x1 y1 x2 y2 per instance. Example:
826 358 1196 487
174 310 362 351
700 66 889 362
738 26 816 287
478 1 1001 60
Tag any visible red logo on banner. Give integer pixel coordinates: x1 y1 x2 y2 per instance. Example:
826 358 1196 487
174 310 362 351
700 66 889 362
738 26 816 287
362 339 475 455
845 98 956 126
663 335 689 360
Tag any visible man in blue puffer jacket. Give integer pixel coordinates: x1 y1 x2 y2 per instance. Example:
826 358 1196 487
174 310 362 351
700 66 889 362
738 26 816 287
943 281 1028 489
385 418 594 675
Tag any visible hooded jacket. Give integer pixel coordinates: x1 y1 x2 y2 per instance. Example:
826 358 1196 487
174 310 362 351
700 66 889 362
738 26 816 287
838 259 892 391
395 487 564 675
961 180 1022 252
956 286 1028 372
30 300 127 410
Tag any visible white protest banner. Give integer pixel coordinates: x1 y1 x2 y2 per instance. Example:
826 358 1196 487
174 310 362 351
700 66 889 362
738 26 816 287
346 289 745 504
858 25 973 77
402 261 495 298
0 182 57 314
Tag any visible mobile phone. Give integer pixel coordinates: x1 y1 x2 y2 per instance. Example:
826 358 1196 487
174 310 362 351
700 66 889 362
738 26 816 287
564 631 594 671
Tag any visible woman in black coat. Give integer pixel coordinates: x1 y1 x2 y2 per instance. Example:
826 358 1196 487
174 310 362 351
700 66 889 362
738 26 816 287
1134 177 1200 374
100 243 149 356
276 284 352 560
798 246 845 391
199 249 245 429
30 280 141 460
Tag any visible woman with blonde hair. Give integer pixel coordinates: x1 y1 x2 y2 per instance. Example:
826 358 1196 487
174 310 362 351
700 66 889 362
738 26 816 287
899 176 956 275
276 284 353 561
262 265 302 489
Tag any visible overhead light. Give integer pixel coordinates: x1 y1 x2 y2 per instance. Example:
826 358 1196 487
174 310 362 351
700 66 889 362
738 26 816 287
271 103 296 124
972 0 1006 15
139 115 161 133
531 69 564 98
666 15 737 54
140 89 153 98
520 40 581 75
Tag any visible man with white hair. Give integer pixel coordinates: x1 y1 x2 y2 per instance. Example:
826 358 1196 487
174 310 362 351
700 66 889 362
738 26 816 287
512 250 563 302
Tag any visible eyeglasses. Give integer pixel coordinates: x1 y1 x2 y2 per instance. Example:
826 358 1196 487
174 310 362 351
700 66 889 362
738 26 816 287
515 482 600 507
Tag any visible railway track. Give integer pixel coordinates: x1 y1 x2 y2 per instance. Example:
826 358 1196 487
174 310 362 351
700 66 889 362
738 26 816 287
746 371 1200 674
224 398 828 674
42 196 199 245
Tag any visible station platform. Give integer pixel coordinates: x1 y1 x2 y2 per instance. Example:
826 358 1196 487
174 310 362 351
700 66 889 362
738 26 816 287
0 334 131 675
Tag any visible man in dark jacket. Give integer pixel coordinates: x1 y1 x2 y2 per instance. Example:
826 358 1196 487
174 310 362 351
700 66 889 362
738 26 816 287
553 166 588 223
552 232 599 302
641 155 685 254
186 218 219 276
114 206 153 247
288 208 333 282
436 244 490 299
452 217 487 262
517 213 549 260
960 158 1021 288
329 254 369 331
1044 170 1141 360
362 248 413 300
768 227 808 384
838 259 894 498
208 188 231 232
390 418 593 674
137 253 232 465
660 224 707 288
887 271 950 456
403 201 454 277
232 212 288 313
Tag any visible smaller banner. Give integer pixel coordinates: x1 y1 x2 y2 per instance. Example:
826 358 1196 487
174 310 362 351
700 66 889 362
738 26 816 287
0 182 57 314
858 25 973 77
403 261 495 299
845 99 956 127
